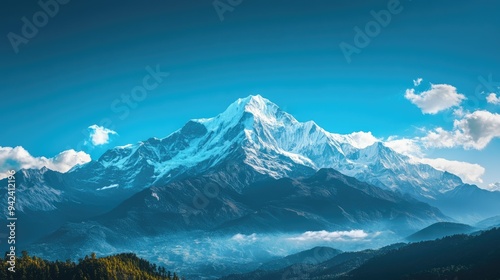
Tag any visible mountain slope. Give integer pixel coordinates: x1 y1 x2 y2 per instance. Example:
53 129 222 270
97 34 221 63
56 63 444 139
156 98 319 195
0 168 133 249
347 227 500 280
430 184 500 223
31 168 448 262
258 246 342 271
217 168 448 233
100 168 448 235
406 222 475 242
220 243 405 280
475 215 500 229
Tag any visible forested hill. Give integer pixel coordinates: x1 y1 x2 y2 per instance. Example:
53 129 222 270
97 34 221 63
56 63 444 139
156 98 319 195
0 252 181 280
347 227 500 280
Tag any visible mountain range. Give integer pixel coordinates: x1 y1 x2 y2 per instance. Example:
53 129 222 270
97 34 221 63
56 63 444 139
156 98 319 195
2 95 500 278
70 95 465 198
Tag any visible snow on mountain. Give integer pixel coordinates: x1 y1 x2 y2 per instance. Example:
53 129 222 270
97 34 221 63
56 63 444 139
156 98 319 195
88 95 462 198
5 167 64 212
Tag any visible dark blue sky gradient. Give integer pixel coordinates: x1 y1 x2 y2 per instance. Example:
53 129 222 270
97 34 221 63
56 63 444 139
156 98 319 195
1 0 499 184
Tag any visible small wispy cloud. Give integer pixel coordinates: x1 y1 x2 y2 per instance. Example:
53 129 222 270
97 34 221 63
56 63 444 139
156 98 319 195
88 125 118 146
488 182 500 192
231 233 258 243
96 184 119 191
413 78 423 86
287 230 371 242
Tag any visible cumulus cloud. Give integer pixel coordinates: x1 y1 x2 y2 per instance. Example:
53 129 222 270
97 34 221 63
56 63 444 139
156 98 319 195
419 158 485 184
0 146 91 179
287 230 370 242
346 131 379 149
422 110 500 150
405 84 466 114
486 93 500 105
88 125 118 146
413 78 423 86
487 182 500 192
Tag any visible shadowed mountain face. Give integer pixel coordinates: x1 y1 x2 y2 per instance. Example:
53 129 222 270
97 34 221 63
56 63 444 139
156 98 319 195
30 168 447 263
406 222 476 242
220 243 406 280
217 168 448 233
258 246 342 271
475 215 500 229
0 168 133 247
430 184 500 223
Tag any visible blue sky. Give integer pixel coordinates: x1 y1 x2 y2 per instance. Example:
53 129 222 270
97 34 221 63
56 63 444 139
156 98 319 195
1 0 499 188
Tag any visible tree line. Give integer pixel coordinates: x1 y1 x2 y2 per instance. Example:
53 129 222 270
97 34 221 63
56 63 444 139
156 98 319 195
1 251 183 280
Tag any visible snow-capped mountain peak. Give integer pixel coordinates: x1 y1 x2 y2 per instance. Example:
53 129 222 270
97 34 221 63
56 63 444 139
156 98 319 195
196 95 298 131
78 95 463 198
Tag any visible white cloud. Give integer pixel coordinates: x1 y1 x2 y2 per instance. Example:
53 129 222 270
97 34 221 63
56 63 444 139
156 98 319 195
422 110 500 150
384 137 423 158
453 107 467 118
405 84 466 114
486 93 500 105
345 131 379 149
0 146 91 179
231 233 258 243
419 158 485 184
287 230 370 242
487 182 500 192
383 137 486 184
88 125 117 146
413 78 423 86
421 127 462 149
